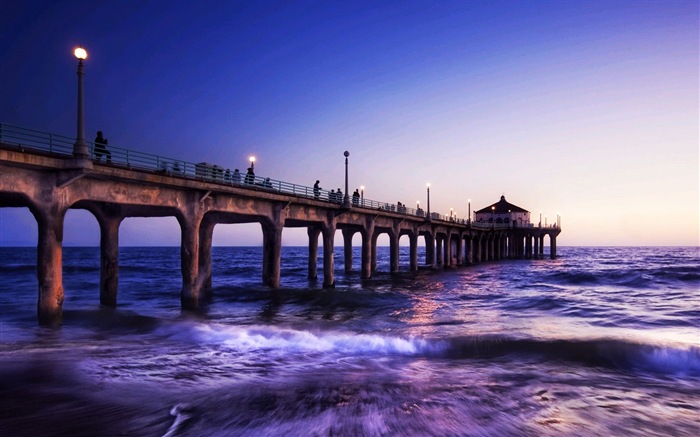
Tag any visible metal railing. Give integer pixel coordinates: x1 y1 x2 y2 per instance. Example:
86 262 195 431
0 123 559 229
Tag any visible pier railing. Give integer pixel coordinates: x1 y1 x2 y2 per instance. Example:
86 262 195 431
0 123 560 230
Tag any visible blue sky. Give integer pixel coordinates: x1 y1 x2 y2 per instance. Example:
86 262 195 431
1 0 698 246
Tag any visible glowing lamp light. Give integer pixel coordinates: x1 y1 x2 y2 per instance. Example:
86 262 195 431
74 47 87 60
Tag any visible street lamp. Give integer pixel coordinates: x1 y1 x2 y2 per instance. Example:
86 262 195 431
343 151 350 208
450 207 453 221
249 155 256 170
360 185 364 206
491 206 495 229
72 47 90 159
539 211 542 227
468 199 471 224
426 183 431 219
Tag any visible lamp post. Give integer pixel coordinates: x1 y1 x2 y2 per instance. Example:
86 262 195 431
343 151 350 208
426 183 431 219
491 206 495 229
249 156 256 170
468 199 471 224
72 47 90 159
360 185 364 207
450 208 453 221
539 211 542 227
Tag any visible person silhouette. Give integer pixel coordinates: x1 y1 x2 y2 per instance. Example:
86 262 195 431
94 131 112 163
245 167 255 184
313 180 321 199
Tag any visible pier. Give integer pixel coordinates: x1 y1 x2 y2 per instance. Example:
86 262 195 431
0 124 561 326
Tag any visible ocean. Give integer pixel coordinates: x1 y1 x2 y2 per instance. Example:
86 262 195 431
0 246 698 436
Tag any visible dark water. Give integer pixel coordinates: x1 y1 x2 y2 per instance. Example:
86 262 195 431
1 246 699 436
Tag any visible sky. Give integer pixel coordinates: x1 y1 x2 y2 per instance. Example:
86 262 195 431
1 0 698 247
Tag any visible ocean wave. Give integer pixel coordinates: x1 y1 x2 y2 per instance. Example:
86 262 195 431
162 323 700 377
444 335 700 376
546 263 700 289
167 323 447 356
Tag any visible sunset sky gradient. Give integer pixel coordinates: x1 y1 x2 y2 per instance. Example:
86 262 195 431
1 0 698 246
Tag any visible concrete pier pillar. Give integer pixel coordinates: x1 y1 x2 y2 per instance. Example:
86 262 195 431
409 233 418 272
550 235 557 259
178 206 204 310
361 228 372 279
466 236 473 264
456 235 463 266
371 231 379 273
342 229 354 272
436 236 443 267
525 234 532 259
539 236 545 259
34 205 66 326
475 235 481 263
389 231 399 273
198 217 216 292
322 221 336 287
444 235 452 267
424 233 435 268
96 211 123 306
307 226 321 279
262 221 283 288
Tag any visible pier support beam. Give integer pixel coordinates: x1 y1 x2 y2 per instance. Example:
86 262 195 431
262 220 283 288
199 217 216 292
322 220 336 287
474 235 482 263
539 236 545 259
424 232 435 268
178 203 204 310
456 234 463 266
361 224 372 279
307 226 320 280
466 236 473 264
390 230 399 273
550 235 557 259
96 208 123 306
342 229 354 272
443 234 451 267
409 232 418 272
371 231 379 273
34 203 66 327
436 236 443 268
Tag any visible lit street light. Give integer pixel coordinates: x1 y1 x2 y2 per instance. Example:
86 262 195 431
249 156 256 170
72 47 90 159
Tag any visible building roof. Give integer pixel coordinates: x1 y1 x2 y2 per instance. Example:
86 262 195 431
474 195 529 214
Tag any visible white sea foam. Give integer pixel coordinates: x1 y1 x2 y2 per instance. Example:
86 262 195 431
179 323 446 356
